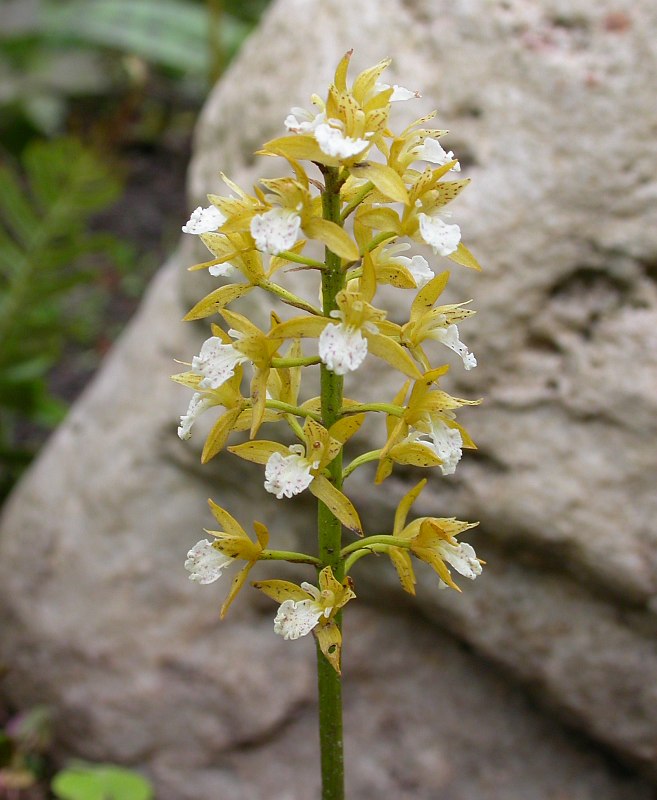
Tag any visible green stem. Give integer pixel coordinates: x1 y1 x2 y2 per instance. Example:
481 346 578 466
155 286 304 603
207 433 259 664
271 356 322 368
340 180 374 221
344 544 390 574
260 280 322 315
342 402 404 417
341 534 410 557
317 165 346 800
260 549 320 565
285 414 306 441
342 449 382 480
362 230 398 255
274 250 326 270
264 400 321 421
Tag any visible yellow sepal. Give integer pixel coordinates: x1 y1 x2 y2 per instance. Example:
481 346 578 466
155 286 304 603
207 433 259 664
328 413 366 446
409 272 450 323
356 205 401 234
309 475 363 535
315 621 343 674
350 163 409 205
220 562 255 619
302 217 359 262
183 284 254 322
447 242 482 271
394 478 427 535
252 579 312 603
364 332 422 379
228 440 288 465
388 440 443 469
269 316 329 341
352 58 391 104
207 499 246 537
388 547 416 595
260 135 338 166
201 405 244 464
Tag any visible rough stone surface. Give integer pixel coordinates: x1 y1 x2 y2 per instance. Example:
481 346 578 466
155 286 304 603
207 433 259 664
2 0 657 797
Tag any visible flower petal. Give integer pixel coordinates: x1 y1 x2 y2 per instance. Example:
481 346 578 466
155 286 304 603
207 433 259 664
178 392 214 440
184 539 233 584
430 323 477 370
314 122 369 159
415 138 461 171
182 205 225 234
208 262 239 278
250 208 301 255
274 598 323 640
284 107 325 133
264 451 314 499
439 541 482 580
192 337 247 390
418 213 461 257
395 254 433 288
318 323 368 375
429 419 463 475
374 82 420 101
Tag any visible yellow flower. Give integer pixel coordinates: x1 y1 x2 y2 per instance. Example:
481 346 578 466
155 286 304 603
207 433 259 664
376 367 478 483
270 259 421 380
387 479 481 593
401 272 477 371
229 416 365 534
253 566 355 673
186 500 269 618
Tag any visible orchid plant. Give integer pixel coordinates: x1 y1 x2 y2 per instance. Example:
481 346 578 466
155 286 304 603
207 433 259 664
175 52 482 800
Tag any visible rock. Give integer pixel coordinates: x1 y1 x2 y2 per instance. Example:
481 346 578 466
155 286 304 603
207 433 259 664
2 0 657 796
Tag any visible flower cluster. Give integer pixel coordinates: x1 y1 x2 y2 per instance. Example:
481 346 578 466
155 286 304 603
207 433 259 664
176 53 483 673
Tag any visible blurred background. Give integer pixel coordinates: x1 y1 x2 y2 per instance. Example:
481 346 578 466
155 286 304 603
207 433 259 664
0 0 271 503
0 2 271 795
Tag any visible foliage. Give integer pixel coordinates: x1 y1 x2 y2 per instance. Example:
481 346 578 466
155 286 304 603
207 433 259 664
52 763 153 800
0 0 272 141
0 706 52 794
0 137 130 500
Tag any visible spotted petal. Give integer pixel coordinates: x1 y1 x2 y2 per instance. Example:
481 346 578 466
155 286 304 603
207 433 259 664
182 205 225 234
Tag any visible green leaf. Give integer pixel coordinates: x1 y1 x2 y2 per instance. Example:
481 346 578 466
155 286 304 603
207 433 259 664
43 0 211 75
0 136 127 495
52 764 153 800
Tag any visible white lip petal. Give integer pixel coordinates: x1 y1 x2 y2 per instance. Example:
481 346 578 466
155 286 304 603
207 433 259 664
318 323 368 375
409 420 463 476
429 419 463 475
182 205 225 234
374 82 420 101
264 451 314 499
414 138 461 171
250 208 301 255
430 324 477 370
191 337 247 390
285 108 325 133
395 254 434 288
184 539 233 584
178 392 214 440
418 213 461 257
314 123 369 159
439 541 482 580
273 598 324 640
208 262 239 279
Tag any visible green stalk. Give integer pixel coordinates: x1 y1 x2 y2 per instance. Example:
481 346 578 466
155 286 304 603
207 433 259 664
317 165 346 800
264 400 321 420
259 549 321 565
